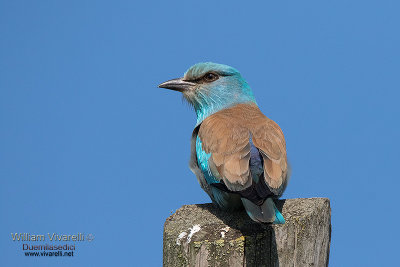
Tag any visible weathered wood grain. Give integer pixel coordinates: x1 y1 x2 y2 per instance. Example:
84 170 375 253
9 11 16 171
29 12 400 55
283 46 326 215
163 198 331 267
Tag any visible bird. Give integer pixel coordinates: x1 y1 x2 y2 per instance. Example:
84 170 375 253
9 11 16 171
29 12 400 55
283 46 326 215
159 62 290 224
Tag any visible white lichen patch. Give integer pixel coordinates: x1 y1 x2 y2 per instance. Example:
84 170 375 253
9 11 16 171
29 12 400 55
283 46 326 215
220 226 230 238
176 232 187 245
187 224 201 243
221 226 230 232
176 224 202 245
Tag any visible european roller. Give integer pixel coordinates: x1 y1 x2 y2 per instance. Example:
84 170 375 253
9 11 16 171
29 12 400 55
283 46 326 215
159 62 289 224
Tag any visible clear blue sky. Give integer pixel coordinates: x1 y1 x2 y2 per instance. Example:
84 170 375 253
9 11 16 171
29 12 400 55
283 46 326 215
1 1 399 266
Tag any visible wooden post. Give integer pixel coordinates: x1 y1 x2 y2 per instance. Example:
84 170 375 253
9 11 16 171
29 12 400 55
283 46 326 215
163 198 331 267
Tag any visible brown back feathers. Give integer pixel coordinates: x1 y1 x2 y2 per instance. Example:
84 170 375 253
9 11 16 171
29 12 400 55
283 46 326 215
198 103 288 193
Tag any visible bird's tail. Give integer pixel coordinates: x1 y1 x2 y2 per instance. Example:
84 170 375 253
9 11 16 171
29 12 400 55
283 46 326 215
241 197 285 224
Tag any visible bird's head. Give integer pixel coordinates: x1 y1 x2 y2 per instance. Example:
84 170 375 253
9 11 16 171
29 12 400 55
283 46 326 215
159 62 256 125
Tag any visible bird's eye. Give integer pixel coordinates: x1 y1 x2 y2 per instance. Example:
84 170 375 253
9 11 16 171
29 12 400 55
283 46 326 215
204 72 219 82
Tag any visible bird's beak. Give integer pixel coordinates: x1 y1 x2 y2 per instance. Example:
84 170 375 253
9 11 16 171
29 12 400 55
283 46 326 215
158 77 196 92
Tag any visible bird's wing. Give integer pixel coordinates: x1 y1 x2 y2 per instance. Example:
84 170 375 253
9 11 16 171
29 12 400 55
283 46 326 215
190 125 244 210
198 104 288 195
198 112 252 191
251 115 289 196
